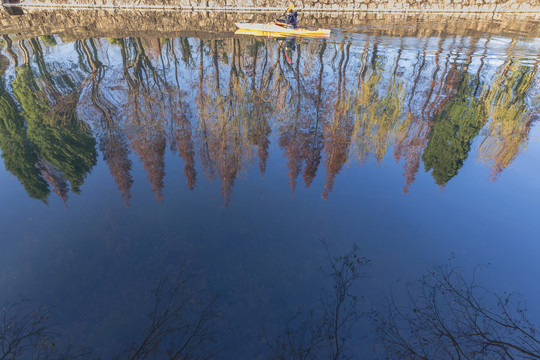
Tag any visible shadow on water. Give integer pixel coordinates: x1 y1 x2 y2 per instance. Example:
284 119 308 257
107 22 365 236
2 245 540 359
0 31 538 206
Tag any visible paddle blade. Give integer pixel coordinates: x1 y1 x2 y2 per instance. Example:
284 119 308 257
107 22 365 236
286 3 294 12
284 51 292 64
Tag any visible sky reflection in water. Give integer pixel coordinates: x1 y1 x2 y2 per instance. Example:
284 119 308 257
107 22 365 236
0 17 539 359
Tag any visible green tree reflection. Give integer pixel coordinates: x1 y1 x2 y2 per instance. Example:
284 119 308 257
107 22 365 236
0 78 49 201
422 74 487 185
6 63 97 202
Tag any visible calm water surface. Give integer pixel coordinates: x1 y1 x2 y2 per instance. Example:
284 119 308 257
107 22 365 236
0 11 539 359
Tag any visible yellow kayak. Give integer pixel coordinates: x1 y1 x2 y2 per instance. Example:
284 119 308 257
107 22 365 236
234 22 331 37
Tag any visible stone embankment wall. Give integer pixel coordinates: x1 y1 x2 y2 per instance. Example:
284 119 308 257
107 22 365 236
1 8 539 41
9 0 540 13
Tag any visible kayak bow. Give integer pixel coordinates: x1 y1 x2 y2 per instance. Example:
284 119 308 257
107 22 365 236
234 22 331 37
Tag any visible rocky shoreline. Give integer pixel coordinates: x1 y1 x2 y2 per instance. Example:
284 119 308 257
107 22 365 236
1 7 540 41
4 0 540 13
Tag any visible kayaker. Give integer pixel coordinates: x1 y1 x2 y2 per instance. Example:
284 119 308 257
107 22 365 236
276 3 298 29
285 4 298 29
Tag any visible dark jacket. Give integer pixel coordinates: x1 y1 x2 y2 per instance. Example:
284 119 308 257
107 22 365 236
286 11 298 29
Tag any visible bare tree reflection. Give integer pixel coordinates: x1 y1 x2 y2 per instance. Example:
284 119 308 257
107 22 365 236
75 38 135 207
113 272 224 360
120 37 170 202
377 262 540 359
246 39 271 177
278 40 329 195
266 244 370 360
264 246 540 360
322 41 353 200
0 297 90 359
1 270 224 360
1 32 539 204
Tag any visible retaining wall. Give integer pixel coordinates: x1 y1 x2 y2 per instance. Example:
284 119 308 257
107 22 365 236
8 0 540 13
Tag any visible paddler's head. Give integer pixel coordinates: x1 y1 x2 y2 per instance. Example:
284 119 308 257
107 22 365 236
286 3 295 13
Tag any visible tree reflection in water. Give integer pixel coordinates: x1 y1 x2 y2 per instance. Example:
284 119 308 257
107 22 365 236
376 261 540 359
0 297 91 359
0 33 538 206
112 271 224 360
265 248 540 360
265 244 369 360
1 270 225 360
3 246 540 359
0 36 97 205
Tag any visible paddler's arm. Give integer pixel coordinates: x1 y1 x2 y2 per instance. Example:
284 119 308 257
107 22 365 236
276 3 295 21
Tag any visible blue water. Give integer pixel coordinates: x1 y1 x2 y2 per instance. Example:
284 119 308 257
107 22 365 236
0 15 539 359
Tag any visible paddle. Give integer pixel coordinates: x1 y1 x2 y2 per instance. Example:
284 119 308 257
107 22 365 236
277 39 293 64
283 50 292 64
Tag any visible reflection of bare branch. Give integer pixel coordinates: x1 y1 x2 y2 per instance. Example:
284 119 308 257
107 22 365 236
377 262 540 359
267 306 325 360
1 298 53 359
322 244 368 360
113 272 224 360
1 270 223 360
267 243 369 360
0 298 90 360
